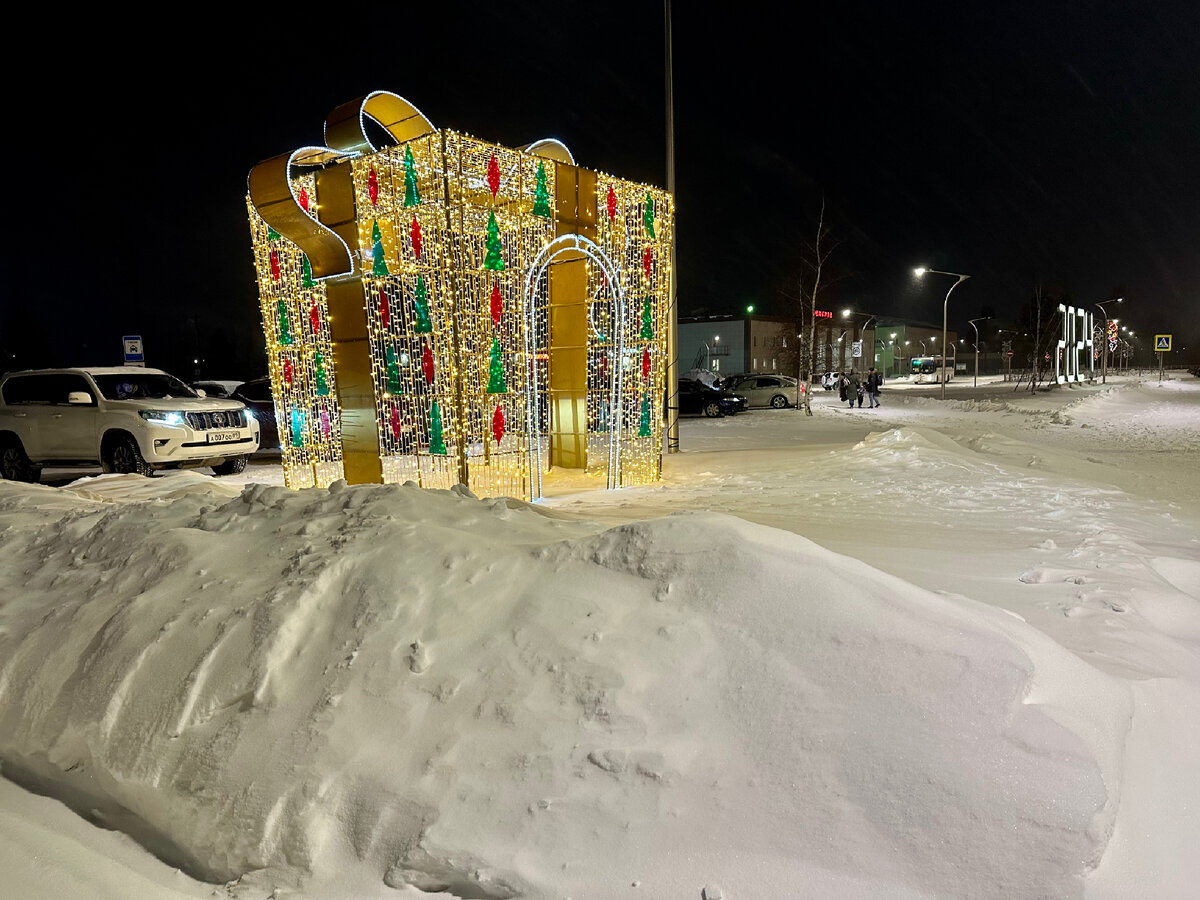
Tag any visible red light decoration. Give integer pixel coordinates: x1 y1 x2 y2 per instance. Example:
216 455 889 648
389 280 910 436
422 343 434 384
368 167 378 206
487 153 500 197
643 247 652 279
490 280 503 326
390 404 403 440
283 358 293 386
642 348 651 379
379 289 390 330
299 188 309 212
270 250 281 281
309 300 320 336
410 216 422 260
606 184 617 220
492 405 505 444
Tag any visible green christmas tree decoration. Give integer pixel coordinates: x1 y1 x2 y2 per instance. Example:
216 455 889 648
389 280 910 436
640 297 654 340
267 225 281 241
486 335 508 393
412 275 433 333
484 210 504 271
644 192 656 239
429 401 447 455
371 220 389 277
278 299 293 345
532 161 551 217
289 407 305 448
301 254 315 288
386 345 403 395
314 351 330 396
639 392 652 437
403 145 421 207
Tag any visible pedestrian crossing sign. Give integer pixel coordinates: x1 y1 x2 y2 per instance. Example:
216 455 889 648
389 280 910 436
1155 334 1172 351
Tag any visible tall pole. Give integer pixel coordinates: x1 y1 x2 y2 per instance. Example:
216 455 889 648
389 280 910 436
914 268 969 398
969 316 989 388
664 0 679 453
941 276 968 399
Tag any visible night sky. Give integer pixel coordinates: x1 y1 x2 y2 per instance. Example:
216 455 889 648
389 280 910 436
4 2 1198 378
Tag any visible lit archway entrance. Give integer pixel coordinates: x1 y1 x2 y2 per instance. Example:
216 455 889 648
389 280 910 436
523 234 625 500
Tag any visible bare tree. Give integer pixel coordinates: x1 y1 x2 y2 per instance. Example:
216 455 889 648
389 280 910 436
779 198 844 414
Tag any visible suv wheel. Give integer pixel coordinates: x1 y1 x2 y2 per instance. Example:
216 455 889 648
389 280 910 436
703 401 724 418
105 434 153 477
212 455 248 476
0 437 40 483
771 394 789 409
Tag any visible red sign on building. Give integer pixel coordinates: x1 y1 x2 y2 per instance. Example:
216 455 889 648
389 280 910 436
814 309 833 319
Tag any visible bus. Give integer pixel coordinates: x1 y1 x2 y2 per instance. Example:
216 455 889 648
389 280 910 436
910 356 954 384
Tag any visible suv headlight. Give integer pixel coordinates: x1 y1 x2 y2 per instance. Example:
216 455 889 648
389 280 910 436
139 410 185 425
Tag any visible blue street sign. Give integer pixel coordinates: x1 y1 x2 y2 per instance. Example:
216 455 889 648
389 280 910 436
1155 334 1172 351
123 335 145 364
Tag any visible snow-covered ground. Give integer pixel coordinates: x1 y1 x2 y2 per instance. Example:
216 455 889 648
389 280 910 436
1 373 1197 899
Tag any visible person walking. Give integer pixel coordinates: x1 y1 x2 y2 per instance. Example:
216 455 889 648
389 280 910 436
838 372 849 404
866 366 882 408
847 370 862 409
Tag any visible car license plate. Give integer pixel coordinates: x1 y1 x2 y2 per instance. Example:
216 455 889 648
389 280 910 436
207 431 240 444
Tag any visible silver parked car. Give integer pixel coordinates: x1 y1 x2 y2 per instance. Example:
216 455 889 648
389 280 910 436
724 374 798 408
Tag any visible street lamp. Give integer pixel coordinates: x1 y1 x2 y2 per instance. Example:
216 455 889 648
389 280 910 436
969 316 991 387
1094 298 1124 384
914 267 971 398
841 309 878 373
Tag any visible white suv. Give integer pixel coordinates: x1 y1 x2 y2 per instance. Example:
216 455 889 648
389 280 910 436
0 367 260 482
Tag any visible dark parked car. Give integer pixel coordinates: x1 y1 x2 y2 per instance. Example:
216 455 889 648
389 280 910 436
192 380 244 399
677 378 748 417
230 377 279 453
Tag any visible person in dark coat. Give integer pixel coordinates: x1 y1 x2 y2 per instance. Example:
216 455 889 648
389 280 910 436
847 371 862 408
866 367 882 408
838 373 848 403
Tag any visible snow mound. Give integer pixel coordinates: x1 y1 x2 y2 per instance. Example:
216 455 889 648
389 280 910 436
0 479 1130 898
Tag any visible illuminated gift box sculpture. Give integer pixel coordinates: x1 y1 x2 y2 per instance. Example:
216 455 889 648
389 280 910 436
246 91 673 499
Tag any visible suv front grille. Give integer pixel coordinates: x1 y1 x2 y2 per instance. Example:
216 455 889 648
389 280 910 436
186 410 247 430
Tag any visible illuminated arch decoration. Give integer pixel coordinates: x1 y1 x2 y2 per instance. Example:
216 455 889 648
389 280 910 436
247 92 673 499
523 234 626 499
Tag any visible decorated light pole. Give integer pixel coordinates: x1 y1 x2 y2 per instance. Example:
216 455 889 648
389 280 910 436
1094 298 1123 384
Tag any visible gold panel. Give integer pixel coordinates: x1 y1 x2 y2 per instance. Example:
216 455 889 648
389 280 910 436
552 163 597 240
248 152 353 279
554 162 577 234
548 258 588 469
326 279 383 484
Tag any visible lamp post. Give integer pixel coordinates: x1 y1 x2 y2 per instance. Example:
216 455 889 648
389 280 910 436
969 316 991 387
841 309 878 373
914 267 971 398
1094 298 1124 384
